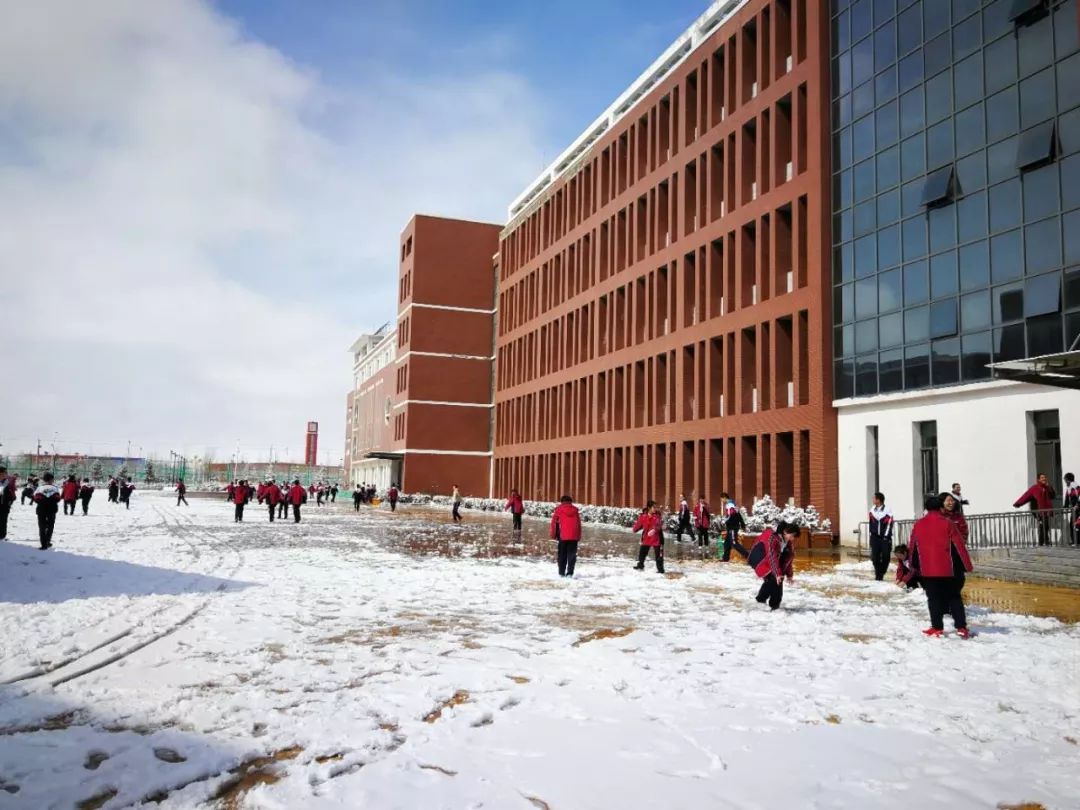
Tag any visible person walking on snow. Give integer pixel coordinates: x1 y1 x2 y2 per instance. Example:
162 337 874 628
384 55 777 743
632 500 665 573
1063 472 1078 546
288 479 306 523
265 479 281 522
119 478 135 509
107 476 119 504
505 488 524 531
550 494 581 577
33 472 61 550
330 484 338 503
22 476 38 506
747 521 798 610
175 478 189 507
0 466 17 541
79 478 94 515
226 480 236 502
233 480 249 522
868 492 894 581
61 474 79 516
315 484 325 507
451 485 463 523
388 483 399 512
675 495 693 543
352 484 362 511
908 495 974 638
1014 473 1056 546
276 483 289 519
692 496 711 548
720 493 745 561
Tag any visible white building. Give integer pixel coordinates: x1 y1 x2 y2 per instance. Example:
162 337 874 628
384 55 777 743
837 380 1079 544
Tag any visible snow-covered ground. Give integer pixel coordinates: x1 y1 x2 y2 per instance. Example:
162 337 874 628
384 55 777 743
1 492 1078 810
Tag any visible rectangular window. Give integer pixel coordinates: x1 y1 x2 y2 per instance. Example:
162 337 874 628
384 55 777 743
1016 120 1057 169
922 165 956 207
916 420 939 502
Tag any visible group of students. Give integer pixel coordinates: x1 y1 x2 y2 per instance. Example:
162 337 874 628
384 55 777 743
541 490 799 609
353 482 399 512
224 479 310 523
0 466 139 550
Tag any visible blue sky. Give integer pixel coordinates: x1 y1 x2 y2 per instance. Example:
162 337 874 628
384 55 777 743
219 0 710 167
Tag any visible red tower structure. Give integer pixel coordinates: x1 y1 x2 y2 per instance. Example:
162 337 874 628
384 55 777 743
304 421 319 467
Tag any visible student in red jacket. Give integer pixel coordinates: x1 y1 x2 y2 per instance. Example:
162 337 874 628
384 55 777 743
0 466 16 541
226 481 236 502
909 496 974 638
550 495 582 577
264 479 280 522
692 496 711 548
61 475 79 516
288 479 306 523
233 480 249 523
1014 473 1056 546
748 521 799 609
176 478 189 507
632 500 665 573
388 483 399 513
505 488 524 531
892 544 919 589
939 492 967 542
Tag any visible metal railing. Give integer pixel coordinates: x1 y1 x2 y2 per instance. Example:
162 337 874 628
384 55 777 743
857 508 1078 555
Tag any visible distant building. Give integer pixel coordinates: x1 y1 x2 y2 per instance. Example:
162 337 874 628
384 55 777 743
344 214 501 496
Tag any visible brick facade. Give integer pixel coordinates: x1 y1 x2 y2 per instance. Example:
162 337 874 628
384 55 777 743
492 0 839 524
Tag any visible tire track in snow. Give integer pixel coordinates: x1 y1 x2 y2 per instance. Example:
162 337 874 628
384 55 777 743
6 503 244 688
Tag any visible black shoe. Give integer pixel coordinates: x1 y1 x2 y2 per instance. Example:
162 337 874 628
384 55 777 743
632 564 644 570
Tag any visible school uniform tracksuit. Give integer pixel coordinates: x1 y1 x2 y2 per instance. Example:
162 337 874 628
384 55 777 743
868 505 894 581
33 484 61 549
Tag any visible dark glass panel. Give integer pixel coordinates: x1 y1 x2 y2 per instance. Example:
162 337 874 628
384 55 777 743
1065 211 1080 265
855 354 879 395
851 0 872 42
838 282 856 323
932 337 961 384
878 188 901 225
929 205 958 252
989 179 1022 232
1025 271 1062 317
924 0 949 40
898 49 923 92
854 159 876 202
855 233 877 277
902 215 927 259
1020 68 1055 129
957 190 988 243
961 289 992 331
879 224 901 269
1027 313 1063 355
876 67 898 105
880 348 904 391
955 103 985 157
926 70 953 125
988 136 1019 184
856 319 879 353
853 80 876 118
898 4 922 56
984 33 1017 95
906 304 930 341
1025 218 1062 274
904 343 931 388
855 199 877 236
925 32 952 78
880 311 904 346
875 21 897 72
905 259 929 303
930 298 959 337
1023 161 1060 220
994 323 1026 361
1055 0 1079 59
835 359 855 398
991 229 1023 282
1018 10 1054 77
953 12 981 60
961 331 993 380
956 150 987 191
899 86 925 138
856 277 878 319
880 267 903 312
986 86 1019 143
927 119 955 168
853 114 876 162
994 281 1025 322
959 240 991 291
1016 120 1058 170
1062 153 1080 211
876 101 899 148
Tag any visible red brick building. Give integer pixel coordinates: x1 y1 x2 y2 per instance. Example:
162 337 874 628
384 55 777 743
492 0 838 523
345 215 501 496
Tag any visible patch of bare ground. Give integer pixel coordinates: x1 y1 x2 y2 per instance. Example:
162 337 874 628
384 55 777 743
76 787 118 809
545 606 628 632
314 752 345 764
507 675 530 684
524 795 552 809
825 715 841 725
664 572 685 580
423 691 470 723
997 804 1046 810
153 747 187 764
84 751 109 770
419 764 457 776
211 745 303 810
0 778 20 795
1064 736 1077 745
0 710 82 736
840 633 882 643
572 627 635 647
803 584 892 604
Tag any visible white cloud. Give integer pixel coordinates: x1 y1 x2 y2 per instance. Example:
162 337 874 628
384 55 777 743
0 0 547 463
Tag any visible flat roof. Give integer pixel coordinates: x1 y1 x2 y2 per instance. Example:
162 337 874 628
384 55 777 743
505 0 750 225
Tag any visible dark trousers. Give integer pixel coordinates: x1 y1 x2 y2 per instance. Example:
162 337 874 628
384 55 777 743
278 501 288 518
331 493 336 502
37 508 57 548
922 575 967 631
722 529 737 561
177 494 188 506
557 540 578 576
512 512 522 530
756 573 784 609
234 503 245 522
63 499 76 515
676 516 692 543
697 526 709 547
636 544 665 573
452 502 462 522
293 504 301 523
1036 513 1051 546
390 499 397 512
353 496 361 511
0 502 10 538
22 491 32 505
869 535 892 581
122 496 130 510
80 495 92 515
268 503 276 522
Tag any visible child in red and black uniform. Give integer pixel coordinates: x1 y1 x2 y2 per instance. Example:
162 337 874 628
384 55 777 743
233 480 250 522
61 475 79 516
632 500 665 573
748 521 799 609
893 544 919 589
505 489 525 531
909 496 974 638
34 473 61 549
79 478 95 515
288 479 307 523
550 495 581 577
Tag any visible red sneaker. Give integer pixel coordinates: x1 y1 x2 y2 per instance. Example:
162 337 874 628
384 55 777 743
956 628 971 640
922 628 944 637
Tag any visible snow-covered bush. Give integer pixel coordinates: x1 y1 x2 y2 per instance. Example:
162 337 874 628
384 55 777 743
387 491 831 534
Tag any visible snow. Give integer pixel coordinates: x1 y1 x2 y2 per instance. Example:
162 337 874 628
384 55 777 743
1 492 1078 809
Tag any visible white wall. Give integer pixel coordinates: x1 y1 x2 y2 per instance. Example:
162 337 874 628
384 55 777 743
837 381 1080 545
351 459 394 491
